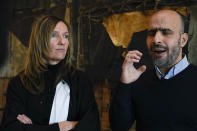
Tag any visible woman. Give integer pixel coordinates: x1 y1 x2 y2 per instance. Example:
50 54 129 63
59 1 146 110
1 15 100 131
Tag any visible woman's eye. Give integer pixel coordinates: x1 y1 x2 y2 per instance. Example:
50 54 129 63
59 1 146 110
51 32 59 38
64 34 69 39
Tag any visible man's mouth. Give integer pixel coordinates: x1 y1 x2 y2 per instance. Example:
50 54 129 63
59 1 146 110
152 48 167 54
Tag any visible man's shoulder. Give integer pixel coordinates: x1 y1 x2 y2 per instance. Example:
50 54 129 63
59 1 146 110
187 64 197 69
182 64 197 74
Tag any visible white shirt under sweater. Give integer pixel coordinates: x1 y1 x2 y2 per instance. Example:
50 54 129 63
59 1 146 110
155 55 189 79
49 80 70 124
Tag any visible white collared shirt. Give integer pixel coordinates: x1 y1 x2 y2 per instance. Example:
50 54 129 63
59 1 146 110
155 55 190 79
49 80 70 124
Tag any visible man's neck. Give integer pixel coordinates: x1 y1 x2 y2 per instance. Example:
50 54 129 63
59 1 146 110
155 55 189 80
159 66 171 75
159 53 183 75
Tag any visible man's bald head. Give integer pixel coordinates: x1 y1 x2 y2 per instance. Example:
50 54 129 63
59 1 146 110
149 10 185 34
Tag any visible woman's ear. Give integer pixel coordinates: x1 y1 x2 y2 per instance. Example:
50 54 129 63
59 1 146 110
180 33 188 48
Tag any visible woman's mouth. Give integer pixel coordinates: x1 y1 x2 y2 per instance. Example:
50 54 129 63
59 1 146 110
56 48 65 51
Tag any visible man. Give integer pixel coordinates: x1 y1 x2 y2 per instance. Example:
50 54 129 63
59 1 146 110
110 10 197 131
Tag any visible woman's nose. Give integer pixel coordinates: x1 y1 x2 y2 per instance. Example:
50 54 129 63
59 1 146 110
58 35 66 45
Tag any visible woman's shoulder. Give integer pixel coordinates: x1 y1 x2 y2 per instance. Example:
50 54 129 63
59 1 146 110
63 69 91 86
8 71 24 85
67 68 89 79
7 71 27 92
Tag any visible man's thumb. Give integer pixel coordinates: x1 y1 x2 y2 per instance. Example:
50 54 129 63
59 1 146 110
137 65 146 75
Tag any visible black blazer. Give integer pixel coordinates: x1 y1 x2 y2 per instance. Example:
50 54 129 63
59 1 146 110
1 70 100 131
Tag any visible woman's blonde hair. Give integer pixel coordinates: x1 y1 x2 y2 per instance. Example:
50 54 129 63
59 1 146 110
20 15 74 94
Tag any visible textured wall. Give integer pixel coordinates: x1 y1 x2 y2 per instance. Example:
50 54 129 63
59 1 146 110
0 32 27 77
188 6 197 64
0 32 27 124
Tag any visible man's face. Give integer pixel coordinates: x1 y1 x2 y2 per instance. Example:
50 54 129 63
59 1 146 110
146 11 183 68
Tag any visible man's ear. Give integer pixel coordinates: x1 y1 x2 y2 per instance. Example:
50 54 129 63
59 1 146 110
180 33 188 48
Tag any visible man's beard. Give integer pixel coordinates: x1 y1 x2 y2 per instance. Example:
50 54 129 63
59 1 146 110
151 38 181 67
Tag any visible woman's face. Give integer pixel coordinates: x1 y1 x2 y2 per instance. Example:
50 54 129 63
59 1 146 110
46 21 69 65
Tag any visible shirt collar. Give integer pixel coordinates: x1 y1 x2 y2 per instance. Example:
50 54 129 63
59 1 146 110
155 55 190 79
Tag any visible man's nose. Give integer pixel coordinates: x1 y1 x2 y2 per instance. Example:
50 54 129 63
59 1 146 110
153 31 163 43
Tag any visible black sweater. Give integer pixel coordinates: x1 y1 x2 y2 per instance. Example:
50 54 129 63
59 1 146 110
1 67 100 131
110 64 197 131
